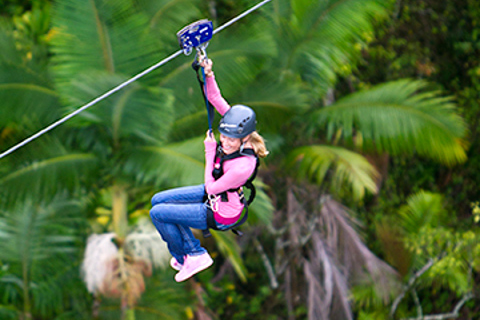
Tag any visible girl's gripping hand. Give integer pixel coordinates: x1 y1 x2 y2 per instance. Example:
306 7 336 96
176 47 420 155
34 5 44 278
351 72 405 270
204 130 216 143
200 58 213 77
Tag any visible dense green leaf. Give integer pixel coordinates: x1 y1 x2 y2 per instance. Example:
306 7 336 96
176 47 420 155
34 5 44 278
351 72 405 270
287 145 379 200
313 80 468 165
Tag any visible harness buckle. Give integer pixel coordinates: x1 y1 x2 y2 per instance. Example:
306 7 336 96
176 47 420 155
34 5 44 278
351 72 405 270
238 189 245 201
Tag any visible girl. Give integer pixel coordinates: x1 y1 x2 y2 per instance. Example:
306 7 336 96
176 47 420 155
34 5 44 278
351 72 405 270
150 58 268 282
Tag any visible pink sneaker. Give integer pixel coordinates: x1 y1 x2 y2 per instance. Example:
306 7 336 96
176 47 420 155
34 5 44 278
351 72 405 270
170 257 183 271
174 253 213 282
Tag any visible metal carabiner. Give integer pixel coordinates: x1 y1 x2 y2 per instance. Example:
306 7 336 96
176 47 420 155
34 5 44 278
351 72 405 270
207 194 220 212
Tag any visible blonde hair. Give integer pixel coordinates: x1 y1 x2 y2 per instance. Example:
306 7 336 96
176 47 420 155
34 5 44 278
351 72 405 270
248 131 269 158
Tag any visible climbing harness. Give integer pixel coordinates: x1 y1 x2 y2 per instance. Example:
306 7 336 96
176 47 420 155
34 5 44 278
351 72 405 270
0 0 272 160
202 145 260 238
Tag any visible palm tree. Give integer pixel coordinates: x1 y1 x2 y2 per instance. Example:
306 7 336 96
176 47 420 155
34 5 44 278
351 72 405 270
220 0 468 319
0 196 90 319
1 0 277 317
0 0 470 319
0 12 98 320
373 191 476 319
48 0 277 318
48 0 190 318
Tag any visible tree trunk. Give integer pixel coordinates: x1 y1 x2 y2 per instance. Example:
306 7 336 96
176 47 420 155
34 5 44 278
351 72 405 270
111 183 135 320
112 184 128 239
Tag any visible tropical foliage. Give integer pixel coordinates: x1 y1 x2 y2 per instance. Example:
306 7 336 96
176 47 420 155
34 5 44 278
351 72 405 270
0 0 478 319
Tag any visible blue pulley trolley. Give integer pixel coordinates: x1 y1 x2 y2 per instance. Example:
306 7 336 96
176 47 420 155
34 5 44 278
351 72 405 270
176 19 213 56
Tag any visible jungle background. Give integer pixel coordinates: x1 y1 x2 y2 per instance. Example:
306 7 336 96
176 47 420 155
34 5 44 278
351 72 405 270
0 0 479 319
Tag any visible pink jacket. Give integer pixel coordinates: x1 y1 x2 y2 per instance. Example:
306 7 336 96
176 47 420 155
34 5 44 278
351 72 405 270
203 75 257 224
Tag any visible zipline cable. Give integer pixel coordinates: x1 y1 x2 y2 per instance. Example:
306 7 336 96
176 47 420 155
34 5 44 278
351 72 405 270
0 51 182 160
0 0 272 160
213 0 271 35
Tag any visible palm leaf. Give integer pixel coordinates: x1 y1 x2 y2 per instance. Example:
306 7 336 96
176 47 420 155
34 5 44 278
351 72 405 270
124 136 205 188
275 0 391 96
0 84 60 129
313 79 468 165
211 231 248 282
0 197 87 318
138 0 202 55
167 110 209 142
0 19 24 66
128 270 192 320
65 71 174 145
0 197 83 263
287 145 379 200
51 0 164 95
234 74 308 135
0 20 62 155
247 181 275 226
397 191 447 235
0 153 98 208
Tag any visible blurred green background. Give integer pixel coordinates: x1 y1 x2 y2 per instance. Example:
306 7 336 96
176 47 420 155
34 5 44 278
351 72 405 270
0 0 479 319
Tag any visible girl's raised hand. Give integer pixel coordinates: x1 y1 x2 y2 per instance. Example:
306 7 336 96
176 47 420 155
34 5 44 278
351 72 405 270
200 58 213 77
204 130 216 143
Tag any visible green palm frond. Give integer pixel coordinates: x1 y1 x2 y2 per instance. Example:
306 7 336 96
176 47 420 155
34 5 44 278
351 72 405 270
287 145 378 200
212 231 248 282
0 153 98 208
122 270 192 320
0 306 17 320
204 18 277 93
313 79 468 166
0 20 24 66
0 198 86 318
276 0 391 95
51 0 164 94
235 74 308 134
167 110 208 142
138 0 202 55
300 0 389 44
248 181 274 226
0 84 60 129
0 198 83 262
397 191 447 235
124 136 205 188
65 71 174 145
0 20 60 141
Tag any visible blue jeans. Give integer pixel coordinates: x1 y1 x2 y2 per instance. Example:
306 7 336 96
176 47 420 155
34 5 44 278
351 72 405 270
150 184 239 264
150 185 208 264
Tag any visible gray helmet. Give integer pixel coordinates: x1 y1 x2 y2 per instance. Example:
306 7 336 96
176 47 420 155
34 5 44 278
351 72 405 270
218 104 256 138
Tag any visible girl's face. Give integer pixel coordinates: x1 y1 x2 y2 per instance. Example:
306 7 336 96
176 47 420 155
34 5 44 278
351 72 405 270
220 134 242 155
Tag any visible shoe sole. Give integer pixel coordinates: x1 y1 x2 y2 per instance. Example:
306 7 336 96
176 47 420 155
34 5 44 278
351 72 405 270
174 258 213 282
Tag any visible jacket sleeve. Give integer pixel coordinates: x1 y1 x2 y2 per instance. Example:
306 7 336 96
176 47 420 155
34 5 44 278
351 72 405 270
205 75 231 116
204 140 217 188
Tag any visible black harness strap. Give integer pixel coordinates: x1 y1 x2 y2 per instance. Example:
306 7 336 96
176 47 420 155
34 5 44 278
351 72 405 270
192 60 214 132
202 147 259 238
